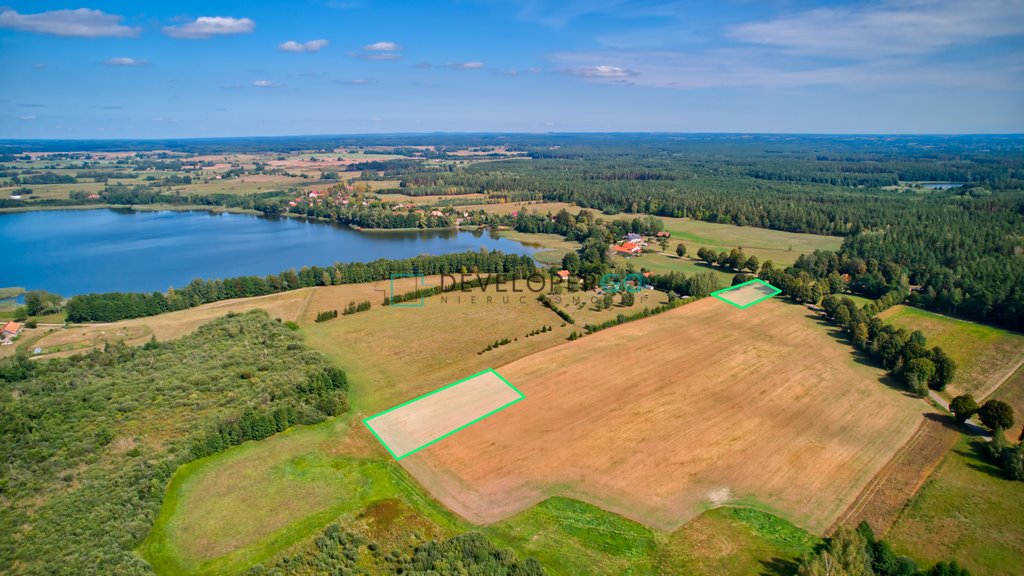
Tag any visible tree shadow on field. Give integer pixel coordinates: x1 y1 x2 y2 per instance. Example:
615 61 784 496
759 557 801 576
922 411 991 437
959 439 1010 480
793 305 918 398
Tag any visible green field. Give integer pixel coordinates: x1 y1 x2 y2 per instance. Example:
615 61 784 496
141 408 820 576
302 283 573 412
622 216 842 267
139 415 459 575
887 435 1024 576
879 305 1024 399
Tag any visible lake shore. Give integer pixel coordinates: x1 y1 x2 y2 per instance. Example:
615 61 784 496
0 202 263 216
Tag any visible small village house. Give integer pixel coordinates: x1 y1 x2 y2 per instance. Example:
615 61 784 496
1 321 23 339
612 242 642 255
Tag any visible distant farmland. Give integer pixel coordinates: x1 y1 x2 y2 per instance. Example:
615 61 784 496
400 297 926 533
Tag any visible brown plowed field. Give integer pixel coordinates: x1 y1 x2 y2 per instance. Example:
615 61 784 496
400 297 928 533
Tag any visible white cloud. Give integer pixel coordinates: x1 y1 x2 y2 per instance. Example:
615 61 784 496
564 65 635 79
447 61 485 69
163 16 255 39
549 1 1024 92
364 41 400 51
279 39 329 53
19 115 37 121
103 57 147 67
252 80 282 88
0 8 139 37
552 48 1024 90
728 0 1024 59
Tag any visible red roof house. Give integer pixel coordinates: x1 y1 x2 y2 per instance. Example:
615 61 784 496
1 321 23 338
556 269 570 280
612 242 642 255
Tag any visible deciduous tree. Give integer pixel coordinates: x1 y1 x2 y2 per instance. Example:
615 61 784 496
950 394 978 424
979 399 1015 433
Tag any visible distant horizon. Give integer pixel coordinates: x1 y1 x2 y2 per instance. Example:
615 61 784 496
3 131 1024 143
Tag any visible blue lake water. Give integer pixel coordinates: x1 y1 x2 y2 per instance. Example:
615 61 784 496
921 182 966 190
0 209 536 296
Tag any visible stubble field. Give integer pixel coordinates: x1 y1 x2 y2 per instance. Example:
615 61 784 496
399 297 927 533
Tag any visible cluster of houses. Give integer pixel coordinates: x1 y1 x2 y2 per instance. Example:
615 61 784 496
611 231 670 257
286 188 470 224
1 321 23 345
287 187 361 209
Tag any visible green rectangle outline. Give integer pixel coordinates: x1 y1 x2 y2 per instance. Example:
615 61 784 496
389 273 427 307
363 368 525 460
711 278 782 309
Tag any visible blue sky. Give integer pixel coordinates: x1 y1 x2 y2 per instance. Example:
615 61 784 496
1 0 1022 137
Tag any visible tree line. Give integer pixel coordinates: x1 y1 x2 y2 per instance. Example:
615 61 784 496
64 251 536 322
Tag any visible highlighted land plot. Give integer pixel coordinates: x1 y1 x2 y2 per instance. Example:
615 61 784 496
364 369 524 460
712 278 781 309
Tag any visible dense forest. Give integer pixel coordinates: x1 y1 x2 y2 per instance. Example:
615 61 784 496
0 312 349 574
374 139 1023 330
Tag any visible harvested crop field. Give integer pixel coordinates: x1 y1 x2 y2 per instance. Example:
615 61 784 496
365 369 523 459
830 414 960 534
399 297 928 533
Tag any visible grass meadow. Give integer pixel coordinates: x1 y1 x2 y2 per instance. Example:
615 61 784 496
879 305 1024 399
887 434 1024 576
646 217 842 267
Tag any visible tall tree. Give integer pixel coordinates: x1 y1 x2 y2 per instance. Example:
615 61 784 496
929 347 957 391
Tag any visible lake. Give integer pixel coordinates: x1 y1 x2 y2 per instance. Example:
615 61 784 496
920 182 966 190
0 209 537 296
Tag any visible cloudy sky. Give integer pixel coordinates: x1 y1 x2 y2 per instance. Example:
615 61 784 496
1 0 1022 137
